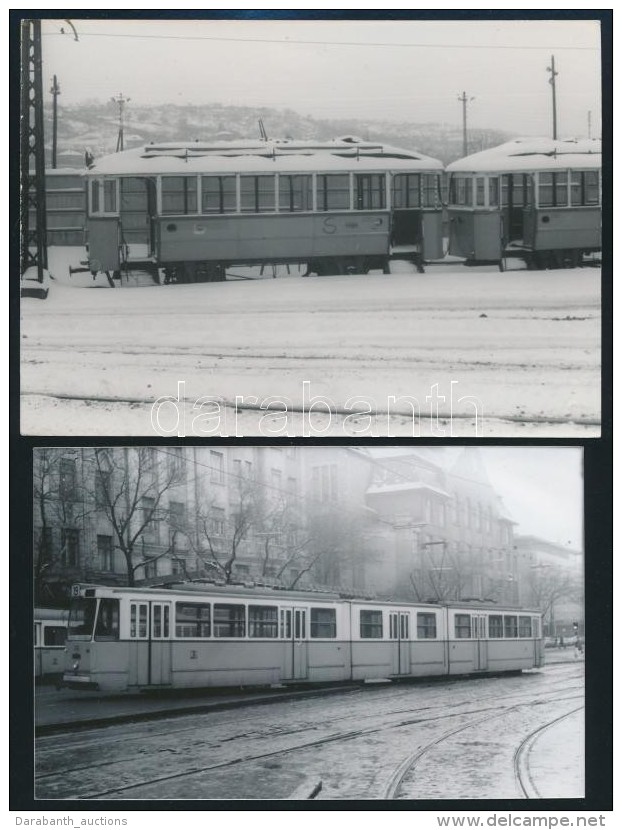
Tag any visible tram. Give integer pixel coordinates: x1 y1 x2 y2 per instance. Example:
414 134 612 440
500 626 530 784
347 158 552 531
34 607 69 679
63 583 543 692
446 138 601 270
80 137 444 281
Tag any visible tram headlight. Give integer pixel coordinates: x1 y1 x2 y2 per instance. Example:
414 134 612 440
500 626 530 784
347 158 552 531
72 661 79 671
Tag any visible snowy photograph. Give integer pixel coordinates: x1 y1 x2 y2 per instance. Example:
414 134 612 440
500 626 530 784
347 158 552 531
33 445 585 800
19 16 603 437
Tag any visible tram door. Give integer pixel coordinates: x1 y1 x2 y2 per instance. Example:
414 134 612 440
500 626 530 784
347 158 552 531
472 614 488 671
389 611 411 675
280 607 308 681
149 602 172 686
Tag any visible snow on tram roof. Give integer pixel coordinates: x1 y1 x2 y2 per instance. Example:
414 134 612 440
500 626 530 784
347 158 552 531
446 137 601 174
87 137 443 176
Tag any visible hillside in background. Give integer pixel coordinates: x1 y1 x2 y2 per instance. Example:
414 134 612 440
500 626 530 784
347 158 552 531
44 101 511 167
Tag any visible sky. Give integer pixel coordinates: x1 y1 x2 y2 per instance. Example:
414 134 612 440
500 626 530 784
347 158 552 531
370 446 583 551
38 16 602 138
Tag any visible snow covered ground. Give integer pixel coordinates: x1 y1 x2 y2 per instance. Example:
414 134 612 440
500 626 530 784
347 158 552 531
20 247 601 437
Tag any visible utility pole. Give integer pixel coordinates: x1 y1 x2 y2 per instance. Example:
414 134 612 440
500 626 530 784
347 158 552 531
50 74 60 169
547 55 558 140
20 19 48 297
457 91 474 158
111 92 130 152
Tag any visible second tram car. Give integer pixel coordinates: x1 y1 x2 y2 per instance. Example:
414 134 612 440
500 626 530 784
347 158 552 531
81 137 444 281
63 583 543 692
446 138 601 270
34 607 69 679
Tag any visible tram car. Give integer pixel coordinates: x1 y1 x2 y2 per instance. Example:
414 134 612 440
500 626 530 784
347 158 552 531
80 137 444 281
63 583 543 692
34 607 69 679
446 137 601 270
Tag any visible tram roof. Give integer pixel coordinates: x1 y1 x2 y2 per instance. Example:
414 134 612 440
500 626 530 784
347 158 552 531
86 138 443 176
446 137 601 174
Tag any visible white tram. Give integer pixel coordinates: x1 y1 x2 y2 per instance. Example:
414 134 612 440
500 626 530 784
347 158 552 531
63 584 543 692
80 137 444 281
446 137 602 269
34 607 69 679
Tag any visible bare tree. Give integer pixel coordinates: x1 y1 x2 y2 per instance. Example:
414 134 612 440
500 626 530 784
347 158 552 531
92 447 188 586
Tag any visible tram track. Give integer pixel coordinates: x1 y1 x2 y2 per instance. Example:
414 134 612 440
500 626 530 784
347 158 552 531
513 705 584 798
36 673 583 800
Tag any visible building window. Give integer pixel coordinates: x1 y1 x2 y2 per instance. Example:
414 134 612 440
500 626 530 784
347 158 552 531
141 497 157 540
94 469 111 509
454 614 471 639
143 559 157 579
212 507 225 536
169 501 185 531
61 528 80 567
161 176 198 214
360 609 383 639
248 605 278 638
39 526 54 560
504 615 518 638
310 607 337 638
97 535 114 571
312 464 338 502
213 604 246 637
59 458 77 500
417 612 437 639
168 447 185 476
210 451 224 484
176 602 211 637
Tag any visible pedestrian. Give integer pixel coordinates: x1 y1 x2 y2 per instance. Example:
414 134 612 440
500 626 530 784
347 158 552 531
559 634 565 649
574 637 584 658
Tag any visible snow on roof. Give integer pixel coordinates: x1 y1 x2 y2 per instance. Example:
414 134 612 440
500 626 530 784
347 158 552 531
446 137 601 174
87 137 443 176
366 481 451 499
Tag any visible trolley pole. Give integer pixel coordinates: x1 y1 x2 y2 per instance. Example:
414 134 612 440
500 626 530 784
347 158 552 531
458 91 474 158
111 92 130 152
547 55 558 140
50 74 60 169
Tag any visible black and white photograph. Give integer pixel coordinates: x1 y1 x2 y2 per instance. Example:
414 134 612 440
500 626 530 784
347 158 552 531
18 15 604 438
33 445 585 801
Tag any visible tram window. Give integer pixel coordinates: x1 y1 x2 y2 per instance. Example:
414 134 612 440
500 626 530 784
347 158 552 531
152 605 170 639
355 174 385 210
103 181 117 213
34 625 39 647
68 598 97 639
421 174 439 208
488 177 499 207
518 616 532 638
538 172 569 208
360 610 383 639
489 615 503 638
392 174 420 209
504 615 518 638
555 172 568 206
213 604 246 637
416 612 437 639
476 178 485 206
43 626 67 646
538 173 553 207
310 607 336 638
278 175 313 212
130 603 149 639
570 172 582 206
161 176 198 215
249 605 278 638
452 176 472 207
201 176 236 214
240 175 276 213
279 609 292 639
176 602 211 638
91 180 100 213
584 171 599 205
94 598 120 641
454 614 471 639
317 175 350 211
532 617 541 638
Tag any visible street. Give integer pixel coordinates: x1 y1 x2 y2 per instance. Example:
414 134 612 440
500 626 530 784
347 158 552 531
35 662 584 801
20 249 600 437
